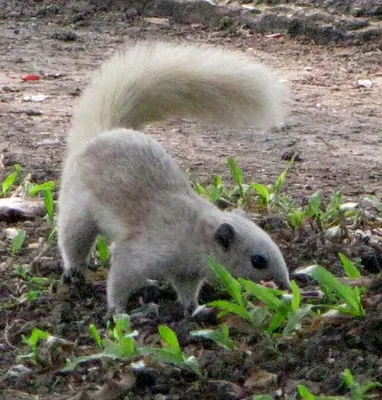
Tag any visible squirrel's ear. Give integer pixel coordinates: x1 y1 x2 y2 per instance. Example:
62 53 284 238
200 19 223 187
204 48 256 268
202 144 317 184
215 223 235 251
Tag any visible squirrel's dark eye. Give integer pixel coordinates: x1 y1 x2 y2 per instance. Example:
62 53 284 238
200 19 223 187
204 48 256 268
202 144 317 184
251 254 268 270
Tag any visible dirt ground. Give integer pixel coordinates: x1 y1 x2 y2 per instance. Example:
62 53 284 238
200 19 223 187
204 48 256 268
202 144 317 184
1 1 382 399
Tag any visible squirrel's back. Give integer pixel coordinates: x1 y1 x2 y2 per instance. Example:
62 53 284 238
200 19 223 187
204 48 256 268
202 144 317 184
77 129 192 201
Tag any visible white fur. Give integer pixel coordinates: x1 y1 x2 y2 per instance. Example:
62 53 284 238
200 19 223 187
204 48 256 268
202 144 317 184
68 41 286 155
58 42 290 314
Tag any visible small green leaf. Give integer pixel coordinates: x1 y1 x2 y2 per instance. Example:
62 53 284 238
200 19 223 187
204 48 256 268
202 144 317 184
267 312 286 333
194 183 207 195
323 191 343 225
48 227 57 245
298 385 316 400
190 324 235 350
28 181 56 196
251 183 271 204
210 186 223 203
213 175 223 189
274 167 288 193
307 191 323 218
14 264 30 279
288 208 306 230
89 324 103 349
306 265 364 317
338 253 361 279
62 353 119 372
158 325 181 353
25 328 50 360
43 189 55 223
239 279 284 312
250 305 270 328
103 337 137 358
28 328 50 347
227 157 244 187
12 230 26 256
27 290 41 302
291 281 301 312
208 300 253 323
360 380 382 394
282 304 313 337
342 369 355 387
113 314 132 341
2 164 22 195
209 258 244 306
119 337 137 357
141 347 183 364
183 355 200 375
29 276 52 287
96 235 110 266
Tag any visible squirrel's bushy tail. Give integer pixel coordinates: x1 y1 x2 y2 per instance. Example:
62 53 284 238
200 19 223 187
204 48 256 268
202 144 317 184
69 41 286 153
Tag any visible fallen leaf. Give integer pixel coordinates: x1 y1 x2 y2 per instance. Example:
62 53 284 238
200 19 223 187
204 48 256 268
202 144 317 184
21 74 41 81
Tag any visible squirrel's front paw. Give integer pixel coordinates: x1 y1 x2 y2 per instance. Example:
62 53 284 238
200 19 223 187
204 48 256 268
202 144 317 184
62 270 85 286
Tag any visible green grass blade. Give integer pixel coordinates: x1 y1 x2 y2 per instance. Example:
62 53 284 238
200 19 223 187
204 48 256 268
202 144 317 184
141 347 183 364
96 235 110 266
209 300 253 323
43 189 55 223
89 324 103 349
227 157 244 187
190 324 235 350
48 227 57 245
27 328 50 349
298 385 316 400
251 183 271 203
113 314 132 341
291 281 301 312
158 325 181 353
208 258 244 306
62 353 119 372
267 312 285 333
274 167 288 193
307 266 364 316
307 191 323 218
239 278 284 311
1 164 21 195
338 253 361 279
28 181 56 196
282 304 313 337
12 230 26 256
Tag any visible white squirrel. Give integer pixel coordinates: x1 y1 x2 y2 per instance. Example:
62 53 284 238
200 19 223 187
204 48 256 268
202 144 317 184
58 42 291 314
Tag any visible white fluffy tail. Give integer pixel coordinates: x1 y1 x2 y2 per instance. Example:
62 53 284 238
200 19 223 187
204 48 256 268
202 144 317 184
69 41 286 153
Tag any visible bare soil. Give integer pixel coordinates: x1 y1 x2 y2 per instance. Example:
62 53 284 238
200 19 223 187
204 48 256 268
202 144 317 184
0 1 382 399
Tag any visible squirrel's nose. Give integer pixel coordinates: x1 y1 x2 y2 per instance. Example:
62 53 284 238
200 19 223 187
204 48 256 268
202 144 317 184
275 277 291 291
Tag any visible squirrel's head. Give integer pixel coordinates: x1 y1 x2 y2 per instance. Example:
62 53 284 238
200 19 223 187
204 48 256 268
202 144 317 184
206 211 291 290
